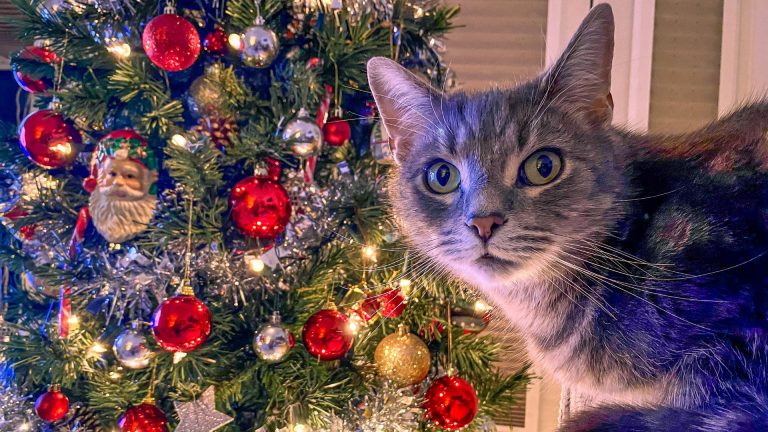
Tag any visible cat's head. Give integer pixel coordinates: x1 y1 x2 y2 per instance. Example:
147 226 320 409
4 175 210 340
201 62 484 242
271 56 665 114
367 5 629 291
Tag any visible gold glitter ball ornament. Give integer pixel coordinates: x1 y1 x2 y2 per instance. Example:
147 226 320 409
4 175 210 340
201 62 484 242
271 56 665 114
374 324 431 387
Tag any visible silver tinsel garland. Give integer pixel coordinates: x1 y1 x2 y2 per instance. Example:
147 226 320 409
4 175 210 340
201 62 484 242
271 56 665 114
0 382 40 431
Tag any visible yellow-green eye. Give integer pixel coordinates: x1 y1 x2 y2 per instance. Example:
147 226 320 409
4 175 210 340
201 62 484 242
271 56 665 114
520 150 563 186
424 160 461 194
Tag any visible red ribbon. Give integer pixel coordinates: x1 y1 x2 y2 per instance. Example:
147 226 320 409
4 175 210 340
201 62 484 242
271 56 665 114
61 207 89 338
303 84 333 184
58 285 72 338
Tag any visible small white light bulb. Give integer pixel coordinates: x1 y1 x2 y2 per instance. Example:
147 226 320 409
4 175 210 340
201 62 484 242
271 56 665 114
245 254 265 274
171 134 188 147
474 300 491 314
228 33 242 50
347 313 364 335
362 245 377 261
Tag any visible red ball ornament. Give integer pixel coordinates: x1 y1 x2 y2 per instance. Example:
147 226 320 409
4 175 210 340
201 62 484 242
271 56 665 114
358 294 380 322
35 385 69 422
13 46 60 93
229 176 291 241
423 375 479 430
322 117 351 147
19 109 83 169
203 26 228 56
142 14 201 72
302 309 354 361
151 294 212 352
379 288 406 318
118 402 168 432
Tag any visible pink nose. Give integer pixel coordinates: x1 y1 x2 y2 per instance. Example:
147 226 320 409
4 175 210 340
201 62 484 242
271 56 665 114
467 215 505 241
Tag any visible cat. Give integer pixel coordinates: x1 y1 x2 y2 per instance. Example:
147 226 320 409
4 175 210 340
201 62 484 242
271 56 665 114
367 4 768 431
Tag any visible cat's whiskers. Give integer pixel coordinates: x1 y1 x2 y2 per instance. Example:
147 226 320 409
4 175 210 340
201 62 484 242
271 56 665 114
564 241 768 283
551 255 714 331
542 257 618 320
555 246 729 301
615 186 687 202
564 242 668 278
548 231 686 274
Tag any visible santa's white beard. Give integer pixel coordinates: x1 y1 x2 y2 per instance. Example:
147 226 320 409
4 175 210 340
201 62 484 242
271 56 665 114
89 187 156 243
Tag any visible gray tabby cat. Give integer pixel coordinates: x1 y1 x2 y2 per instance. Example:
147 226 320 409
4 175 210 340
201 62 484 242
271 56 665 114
368 4 768 431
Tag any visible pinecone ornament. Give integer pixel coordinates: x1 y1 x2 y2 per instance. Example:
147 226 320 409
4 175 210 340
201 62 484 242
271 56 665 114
52 402 100 431
195 117 239 149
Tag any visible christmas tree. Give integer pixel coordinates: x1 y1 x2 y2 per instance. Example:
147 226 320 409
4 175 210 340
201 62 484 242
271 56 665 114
0 0 529 430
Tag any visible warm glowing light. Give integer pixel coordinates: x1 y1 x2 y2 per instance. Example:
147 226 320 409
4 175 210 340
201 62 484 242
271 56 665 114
19 423 31 431
51 143 71 155
108 371 121 380
228 33 242 50
413 6 425 18
67 315 80 326
171 134 188 147
90 342 107 354
362 245 377 261
399 278 412 294
347 313 364 335
107 42 131 58
474 300 491 314
244 254 265 273
173 352 187 364
294 424 309 432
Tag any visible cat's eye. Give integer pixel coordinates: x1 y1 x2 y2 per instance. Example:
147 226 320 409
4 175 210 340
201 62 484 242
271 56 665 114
519 149 563 186
424 159 461 194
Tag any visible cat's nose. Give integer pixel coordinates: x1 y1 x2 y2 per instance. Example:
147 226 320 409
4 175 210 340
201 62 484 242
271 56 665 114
467 214 505 241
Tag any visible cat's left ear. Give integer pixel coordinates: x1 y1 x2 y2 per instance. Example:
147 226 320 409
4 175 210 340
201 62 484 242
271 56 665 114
367 57 439 164
541 4 614 124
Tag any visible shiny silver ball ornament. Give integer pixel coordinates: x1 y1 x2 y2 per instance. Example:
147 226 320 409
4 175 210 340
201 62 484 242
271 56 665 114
253 311 294 363
282 108 323 157
113 325 154 369
241 16 279 68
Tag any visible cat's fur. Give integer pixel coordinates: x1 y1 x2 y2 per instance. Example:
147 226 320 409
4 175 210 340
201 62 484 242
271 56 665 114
367 4 768 431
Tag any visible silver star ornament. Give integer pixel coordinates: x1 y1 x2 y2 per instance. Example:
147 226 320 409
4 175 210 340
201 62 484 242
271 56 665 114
174 386 234 432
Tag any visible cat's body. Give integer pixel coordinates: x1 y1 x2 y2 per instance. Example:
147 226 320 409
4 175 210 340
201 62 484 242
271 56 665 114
368 4 768 431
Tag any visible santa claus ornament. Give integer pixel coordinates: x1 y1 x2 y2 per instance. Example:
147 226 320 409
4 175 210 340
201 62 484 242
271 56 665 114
72 129 158 247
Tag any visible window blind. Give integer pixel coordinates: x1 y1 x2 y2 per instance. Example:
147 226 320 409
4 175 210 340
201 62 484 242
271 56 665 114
648 0 723 133
443 0 548 90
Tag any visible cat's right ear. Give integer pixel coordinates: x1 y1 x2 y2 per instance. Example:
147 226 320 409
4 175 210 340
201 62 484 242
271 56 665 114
367 57 437 163
540 4 615 124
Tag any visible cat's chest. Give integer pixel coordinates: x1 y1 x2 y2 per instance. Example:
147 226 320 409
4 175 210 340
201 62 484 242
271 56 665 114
522 304 676 406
